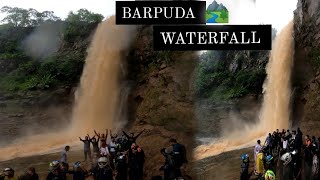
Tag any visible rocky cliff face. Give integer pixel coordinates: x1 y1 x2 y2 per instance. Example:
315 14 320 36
293 0 320 134
128 26 196 130
115 26 269 178
125 25 198 178
294 0 320 49
225 50 269 74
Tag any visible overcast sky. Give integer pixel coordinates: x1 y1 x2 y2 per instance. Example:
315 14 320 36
206 0 298 31
0 0 297 31
0 0 130 20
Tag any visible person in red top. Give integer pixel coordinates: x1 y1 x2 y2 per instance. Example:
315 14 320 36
128 143 145 180
306 135 312 147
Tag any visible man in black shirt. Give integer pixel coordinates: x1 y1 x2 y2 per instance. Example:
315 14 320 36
18 167 39 180
91 157 113 180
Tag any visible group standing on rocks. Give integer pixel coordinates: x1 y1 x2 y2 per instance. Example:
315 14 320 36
241 128 320 180
0 128 188 180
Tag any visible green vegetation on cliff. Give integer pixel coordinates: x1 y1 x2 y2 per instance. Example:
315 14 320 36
195 29 279 101
195 50 268 100
0 7 103 93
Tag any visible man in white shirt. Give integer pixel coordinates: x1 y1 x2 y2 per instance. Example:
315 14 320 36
283 137 288 150
254 140 262 171
312 152 319 179
109 138 117 156
60 145 70 170
100 144 110 157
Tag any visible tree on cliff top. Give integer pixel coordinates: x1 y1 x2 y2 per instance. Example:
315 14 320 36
0 6 60 27
63 9 104 42
65 9 104 24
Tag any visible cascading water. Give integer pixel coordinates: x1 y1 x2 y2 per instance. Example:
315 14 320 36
70 16 136 133
194 21 294 160
0 16 136 161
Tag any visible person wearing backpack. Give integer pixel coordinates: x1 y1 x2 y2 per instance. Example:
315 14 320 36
169 139 187 168
160 146 179 180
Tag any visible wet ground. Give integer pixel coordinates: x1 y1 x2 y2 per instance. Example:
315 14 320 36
195 147 254 180
0 105 71 145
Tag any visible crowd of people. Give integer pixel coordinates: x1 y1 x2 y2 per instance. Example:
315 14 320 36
0 129 188 180
241 128 320 180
